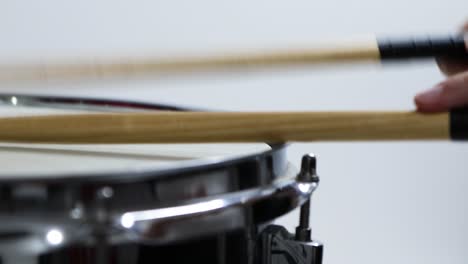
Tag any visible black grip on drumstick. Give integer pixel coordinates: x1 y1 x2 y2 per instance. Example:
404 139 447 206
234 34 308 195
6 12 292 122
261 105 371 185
450 106 468 140
378 35 468 59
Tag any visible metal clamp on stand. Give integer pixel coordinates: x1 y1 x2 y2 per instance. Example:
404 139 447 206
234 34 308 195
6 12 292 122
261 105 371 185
257 154 323 264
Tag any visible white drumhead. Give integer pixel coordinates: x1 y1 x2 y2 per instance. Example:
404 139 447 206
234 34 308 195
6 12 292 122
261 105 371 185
0 101 270 179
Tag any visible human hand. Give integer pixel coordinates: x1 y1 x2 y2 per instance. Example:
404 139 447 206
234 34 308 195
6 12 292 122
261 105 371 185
414 22 468 112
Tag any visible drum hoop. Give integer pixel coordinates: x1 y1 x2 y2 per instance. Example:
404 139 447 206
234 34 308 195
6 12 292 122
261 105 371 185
116 178 316 245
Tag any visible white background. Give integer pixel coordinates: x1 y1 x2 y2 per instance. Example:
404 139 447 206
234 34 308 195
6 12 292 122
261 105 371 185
0 1 467 263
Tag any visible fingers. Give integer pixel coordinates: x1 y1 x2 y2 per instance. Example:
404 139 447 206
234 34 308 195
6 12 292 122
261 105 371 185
436 57 468 76
415 71 468 112
415 20 468 113
435 21 468 76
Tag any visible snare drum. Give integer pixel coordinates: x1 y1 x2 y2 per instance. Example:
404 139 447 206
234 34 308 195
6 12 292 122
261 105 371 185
0 94 322 264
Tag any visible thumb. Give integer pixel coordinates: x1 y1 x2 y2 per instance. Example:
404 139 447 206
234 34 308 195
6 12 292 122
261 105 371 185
415 71 468 112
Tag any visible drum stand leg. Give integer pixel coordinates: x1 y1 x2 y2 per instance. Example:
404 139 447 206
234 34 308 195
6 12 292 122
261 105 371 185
257 154 323 264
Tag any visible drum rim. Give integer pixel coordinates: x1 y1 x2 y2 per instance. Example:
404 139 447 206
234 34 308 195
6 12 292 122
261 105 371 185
0 93 288 184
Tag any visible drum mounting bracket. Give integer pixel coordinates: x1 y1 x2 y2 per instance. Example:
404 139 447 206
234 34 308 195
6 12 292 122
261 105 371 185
257 154 323 264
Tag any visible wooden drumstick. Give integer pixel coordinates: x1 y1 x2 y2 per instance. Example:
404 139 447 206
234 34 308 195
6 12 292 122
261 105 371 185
0 108 465 143
1 35 467 81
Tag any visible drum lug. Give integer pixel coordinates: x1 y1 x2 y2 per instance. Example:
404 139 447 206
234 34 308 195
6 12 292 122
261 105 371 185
92 186 115 264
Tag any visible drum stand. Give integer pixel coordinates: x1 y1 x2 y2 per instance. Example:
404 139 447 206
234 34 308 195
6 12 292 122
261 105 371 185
257 154 323 264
